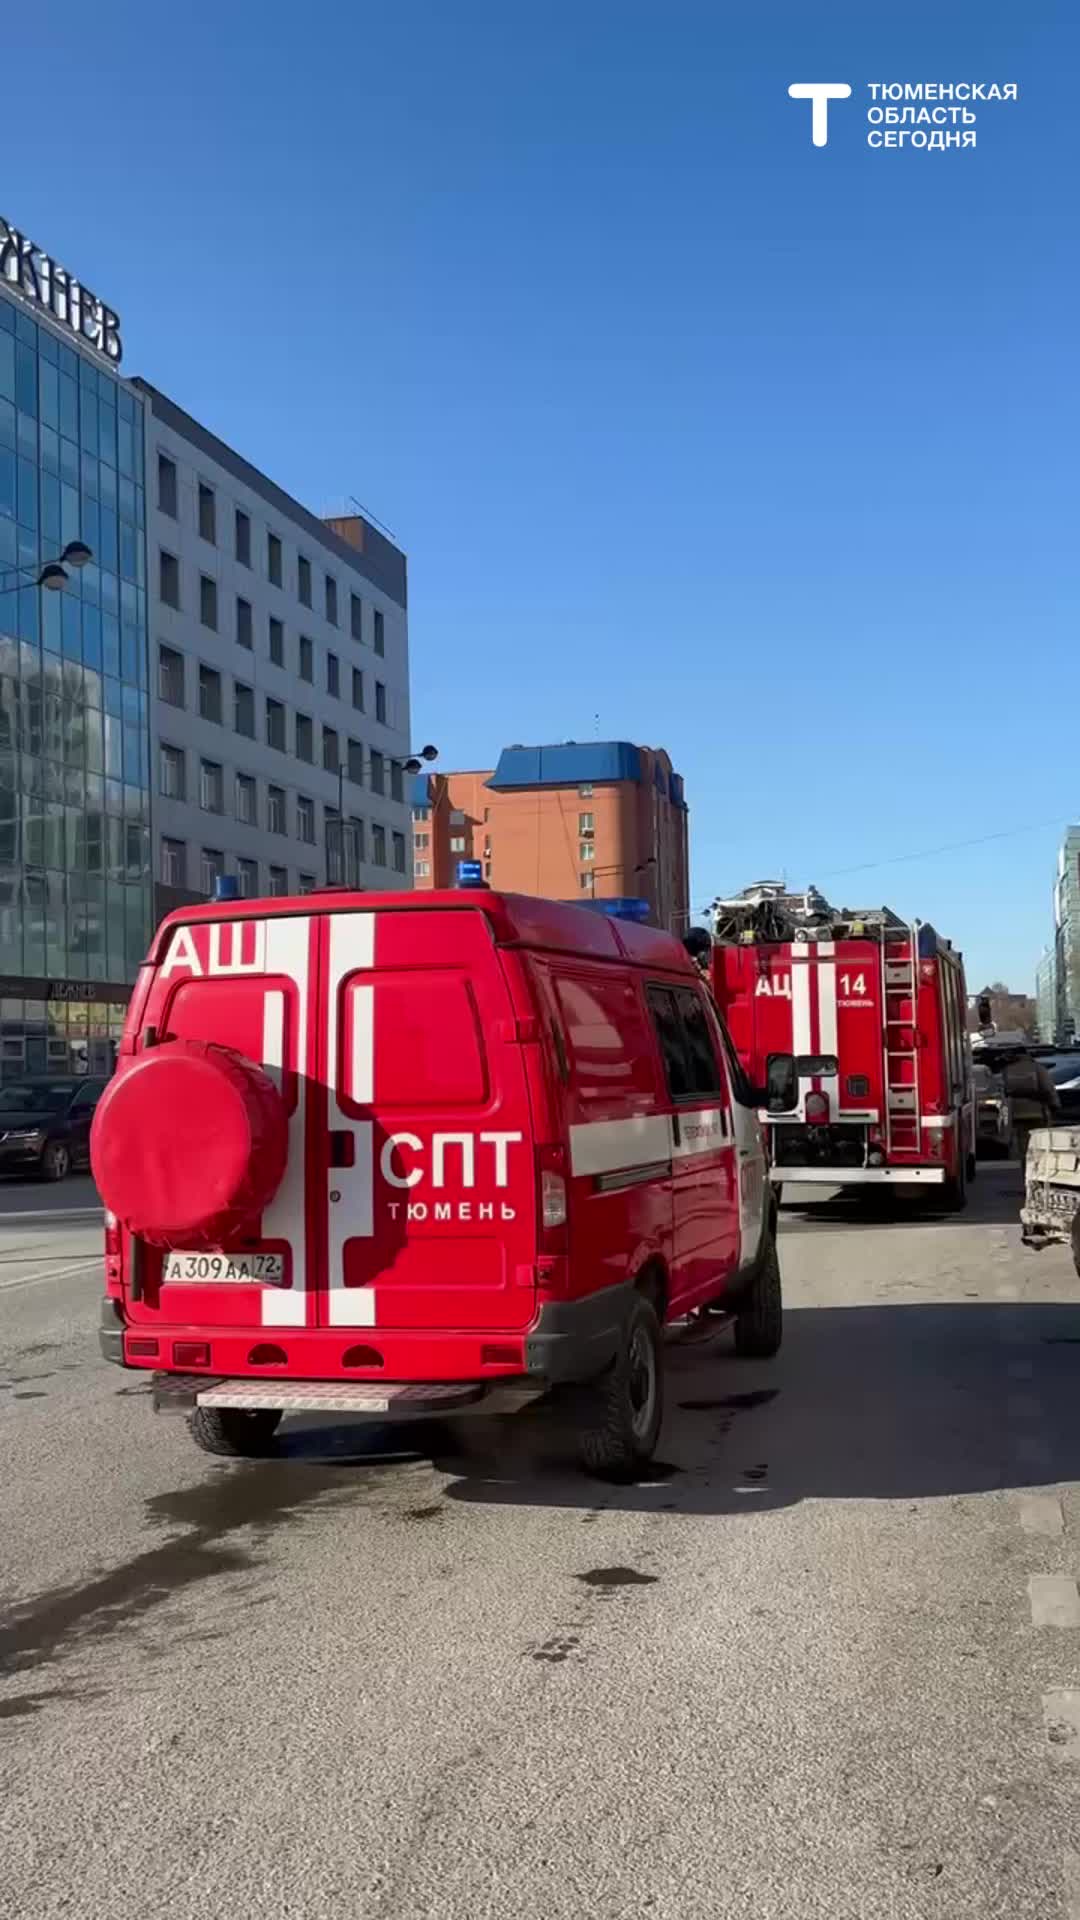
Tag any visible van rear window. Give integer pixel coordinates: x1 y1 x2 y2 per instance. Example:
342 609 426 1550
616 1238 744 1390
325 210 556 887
370 974 488 1108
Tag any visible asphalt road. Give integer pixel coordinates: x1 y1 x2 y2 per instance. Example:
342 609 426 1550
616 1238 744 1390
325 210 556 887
1 1163 1079 1919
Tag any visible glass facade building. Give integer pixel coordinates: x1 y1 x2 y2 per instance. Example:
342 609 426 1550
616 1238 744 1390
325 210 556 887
0 288 150 1079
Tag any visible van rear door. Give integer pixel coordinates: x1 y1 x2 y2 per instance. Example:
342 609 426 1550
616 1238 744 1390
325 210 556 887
316 906 537 1334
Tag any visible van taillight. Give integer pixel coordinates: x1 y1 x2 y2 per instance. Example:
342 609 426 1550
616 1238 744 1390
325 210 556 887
804 1091 829 1126
537 1145 568 1250
104 1210 122 1296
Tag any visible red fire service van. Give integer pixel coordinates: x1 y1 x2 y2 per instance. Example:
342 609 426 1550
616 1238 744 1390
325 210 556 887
91 884 785 1475
708 883 974 1207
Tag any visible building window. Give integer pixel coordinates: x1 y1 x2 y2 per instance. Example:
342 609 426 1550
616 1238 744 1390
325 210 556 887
199 575 218 631
160 836 186 887
415 860 431 879
415 833 429 851
450 835 466 853
392 832 406 874
348 738 365 785
326 651 340 698
200 759 224 813
198 482 216 544
158 644 184 707
267 785 286 835
268 865 288 897
158 453 177 518
201 848 225 895
373 680 386 726
390 760 404 804
484 862 492 881
325 574 338 626
296 796 315 844
450 809 466 826
579 812 594 835
298 872 316 895
578 783 593 798
237 856 258 898
159 550 180 609
413 805 430 823
579 842 595 862
235 508 251 566
352 666 365 712
323 725 340 774
298 554 312 607
266 697 286 751
269 615 284 666
351 593 363 642
234 681 255 737
579 873 593 892
295 713 313 762
198 663 222 724
374 608 385 657
236 596 253 649
160 743 185 801
299 635 313 682
370 750 385 796
372 824 387 867
236 773 257 826
268 531 282 587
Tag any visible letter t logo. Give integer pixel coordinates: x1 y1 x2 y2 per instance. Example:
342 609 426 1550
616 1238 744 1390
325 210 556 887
788 83 852 147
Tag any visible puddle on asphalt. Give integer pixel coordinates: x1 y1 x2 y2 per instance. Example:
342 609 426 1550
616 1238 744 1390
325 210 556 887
575 1567 659 1589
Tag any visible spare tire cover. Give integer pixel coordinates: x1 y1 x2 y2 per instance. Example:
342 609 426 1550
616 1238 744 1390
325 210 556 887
91 1040 288 1248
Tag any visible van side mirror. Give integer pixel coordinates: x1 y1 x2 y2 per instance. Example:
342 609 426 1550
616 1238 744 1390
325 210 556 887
752 1052 797 1111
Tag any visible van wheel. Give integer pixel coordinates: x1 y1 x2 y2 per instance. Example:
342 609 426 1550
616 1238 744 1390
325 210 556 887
734 1233 783 1359
188 1406 282 1458
577 1296 663 1479
941 1157 967 1212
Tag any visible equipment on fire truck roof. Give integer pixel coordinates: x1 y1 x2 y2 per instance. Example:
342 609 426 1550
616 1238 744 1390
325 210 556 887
709 882 952 955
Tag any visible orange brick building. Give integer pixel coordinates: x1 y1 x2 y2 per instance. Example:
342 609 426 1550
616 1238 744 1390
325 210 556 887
412 742 689 932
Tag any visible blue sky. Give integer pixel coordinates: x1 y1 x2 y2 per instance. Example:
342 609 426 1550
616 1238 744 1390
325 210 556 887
7 0 1076 988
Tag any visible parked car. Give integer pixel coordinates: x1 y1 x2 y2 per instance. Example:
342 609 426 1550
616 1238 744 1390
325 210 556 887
1031 1048 1080 1124
0 1077 107 1181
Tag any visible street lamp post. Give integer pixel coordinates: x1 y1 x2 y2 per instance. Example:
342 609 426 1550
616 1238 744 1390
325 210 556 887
325 742 439 888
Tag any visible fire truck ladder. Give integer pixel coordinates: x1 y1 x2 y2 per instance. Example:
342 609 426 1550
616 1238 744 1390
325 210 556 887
881 922 923 1159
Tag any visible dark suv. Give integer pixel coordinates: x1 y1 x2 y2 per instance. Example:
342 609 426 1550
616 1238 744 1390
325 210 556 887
0 1078 107 1181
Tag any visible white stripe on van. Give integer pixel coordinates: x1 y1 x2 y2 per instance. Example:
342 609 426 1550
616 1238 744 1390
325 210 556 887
569 1109 732 1180
261 918 312 1328
569 1114 671 1179
326 913 378 1327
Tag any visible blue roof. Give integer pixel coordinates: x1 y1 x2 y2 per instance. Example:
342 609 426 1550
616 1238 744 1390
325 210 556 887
487 742 643 791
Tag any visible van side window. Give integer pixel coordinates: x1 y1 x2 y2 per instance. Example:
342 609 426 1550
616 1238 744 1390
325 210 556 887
673 989 722 1097
646 987 692 1100
553 974 657 1114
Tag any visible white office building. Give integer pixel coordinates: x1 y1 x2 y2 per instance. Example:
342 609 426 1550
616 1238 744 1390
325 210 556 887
138 380 412 912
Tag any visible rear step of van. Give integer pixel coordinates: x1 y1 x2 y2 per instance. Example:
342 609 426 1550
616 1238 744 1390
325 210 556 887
151 1375 541 1418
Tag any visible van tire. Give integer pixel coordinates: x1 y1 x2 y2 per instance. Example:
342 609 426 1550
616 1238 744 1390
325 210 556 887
941 1156 967 1212
734 1232 783 1359
187 1406 282 1458
576 1296 663 1479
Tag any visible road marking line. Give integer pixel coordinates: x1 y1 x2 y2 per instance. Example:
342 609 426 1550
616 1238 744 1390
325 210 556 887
0 1207 102 1223
1044 1689 1080 1759
1020 1495 1065 1539
1029 1575 1080 1628
996 1282 1019 1300
0 1257 102 1293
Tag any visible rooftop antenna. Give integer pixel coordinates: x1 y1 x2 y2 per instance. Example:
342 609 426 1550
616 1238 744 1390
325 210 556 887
346 494 400 546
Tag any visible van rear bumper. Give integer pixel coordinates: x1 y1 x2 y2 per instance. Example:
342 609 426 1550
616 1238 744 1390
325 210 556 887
524 1283 637 1386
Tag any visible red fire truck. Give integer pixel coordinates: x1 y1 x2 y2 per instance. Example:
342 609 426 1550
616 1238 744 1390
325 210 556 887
708 884 975 1206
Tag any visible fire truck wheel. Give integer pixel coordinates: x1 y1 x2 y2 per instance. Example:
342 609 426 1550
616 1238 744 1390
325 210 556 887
187 1406 283 1459
734 1232 783 1359
576 1295 664 1479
